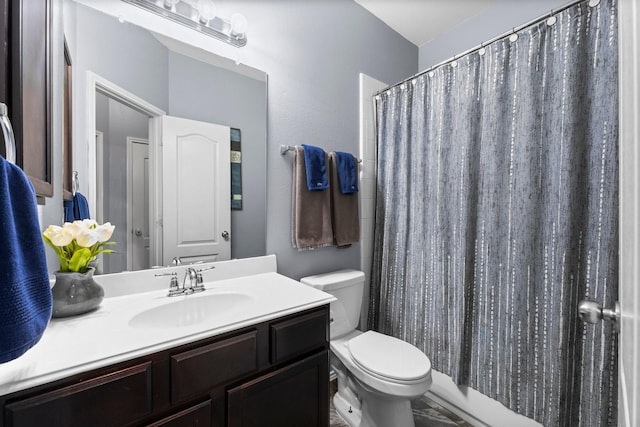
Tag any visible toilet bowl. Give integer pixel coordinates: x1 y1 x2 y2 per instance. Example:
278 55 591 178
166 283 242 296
300 270 432 427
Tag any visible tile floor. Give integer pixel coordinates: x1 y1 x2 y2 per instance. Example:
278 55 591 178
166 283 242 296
329 381 473 427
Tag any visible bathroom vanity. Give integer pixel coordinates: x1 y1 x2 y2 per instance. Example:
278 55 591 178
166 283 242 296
0 256 334 427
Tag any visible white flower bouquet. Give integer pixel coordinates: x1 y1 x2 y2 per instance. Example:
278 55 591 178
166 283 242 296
42 220 116 273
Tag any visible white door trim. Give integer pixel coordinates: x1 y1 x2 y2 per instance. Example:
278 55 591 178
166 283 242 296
93 130 104 224
618 0 639 425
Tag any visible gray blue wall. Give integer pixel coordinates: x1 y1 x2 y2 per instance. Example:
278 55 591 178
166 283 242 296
245 0 418 279
419 0 571 70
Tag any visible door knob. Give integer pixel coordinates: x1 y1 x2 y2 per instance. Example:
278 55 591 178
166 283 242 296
578 300 620 332
134 228 143 236
221 231 230 240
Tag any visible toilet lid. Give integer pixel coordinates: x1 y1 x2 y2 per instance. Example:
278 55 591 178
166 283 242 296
348 331 431 382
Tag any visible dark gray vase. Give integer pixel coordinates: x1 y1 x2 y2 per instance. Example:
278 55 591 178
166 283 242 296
51 267 104 318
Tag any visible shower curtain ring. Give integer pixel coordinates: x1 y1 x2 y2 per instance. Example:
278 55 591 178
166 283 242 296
479 42 486 56
509 28 518 42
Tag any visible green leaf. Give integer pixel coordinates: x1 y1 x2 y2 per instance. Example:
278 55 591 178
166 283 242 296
68 247 92 272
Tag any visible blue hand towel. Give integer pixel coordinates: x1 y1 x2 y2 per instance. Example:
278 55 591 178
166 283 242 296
63 199 75 222
301 144 329 191
72 192 90 220
0 156 52 363
335 151 358 194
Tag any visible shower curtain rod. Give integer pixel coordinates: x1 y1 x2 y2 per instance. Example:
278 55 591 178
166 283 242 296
375 0 589 97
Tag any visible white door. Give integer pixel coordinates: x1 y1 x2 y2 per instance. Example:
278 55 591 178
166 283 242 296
127 138 150 271
159 115 231 265
618 0 640 424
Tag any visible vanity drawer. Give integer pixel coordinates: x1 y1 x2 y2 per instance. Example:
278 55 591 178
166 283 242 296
4 362 152 427
270 308 328 364
171 330 258 404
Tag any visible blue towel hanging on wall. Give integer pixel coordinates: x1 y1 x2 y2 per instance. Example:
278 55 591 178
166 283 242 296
63 199 74 222
63 192 91 222
0 156 52 363
301 144 329 191
72 192 90 220
334 151 358 194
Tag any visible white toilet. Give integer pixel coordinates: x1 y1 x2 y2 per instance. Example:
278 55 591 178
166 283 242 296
300 270 432 427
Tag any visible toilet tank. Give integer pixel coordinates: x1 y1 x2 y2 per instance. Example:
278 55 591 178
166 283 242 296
300 270 365 339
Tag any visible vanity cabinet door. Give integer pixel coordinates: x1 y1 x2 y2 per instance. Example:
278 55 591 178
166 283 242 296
146 400 211 427
4 362 152 427
270 309 328 365
227 351 329 427
171 330 258 404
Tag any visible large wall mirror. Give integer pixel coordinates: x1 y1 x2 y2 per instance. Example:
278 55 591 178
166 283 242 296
63 0 267 273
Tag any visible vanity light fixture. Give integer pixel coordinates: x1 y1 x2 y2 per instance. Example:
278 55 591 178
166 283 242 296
121 0 248 47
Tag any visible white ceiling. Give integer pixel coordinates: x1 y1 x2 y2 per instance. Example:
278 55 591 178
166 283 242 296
354 0 499 47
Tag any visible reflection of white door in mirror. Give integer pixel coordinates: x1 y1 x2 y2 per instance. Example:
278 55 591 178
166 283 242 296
127 138 150 271
157 116 231 264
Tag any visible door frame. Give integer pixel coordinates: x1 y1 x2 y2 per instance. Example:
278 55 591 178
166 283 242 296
618 0 639 425
94 130 104 223
85 72 165 267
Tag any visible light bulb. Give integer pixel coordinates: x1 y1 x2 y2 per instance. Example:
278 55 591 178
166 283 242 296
197 0 216 24
163 0 180 9
229 13 247 37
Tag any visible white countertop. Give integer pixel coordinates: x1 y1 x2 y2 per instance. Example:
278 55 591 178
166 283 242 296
0 269 334 397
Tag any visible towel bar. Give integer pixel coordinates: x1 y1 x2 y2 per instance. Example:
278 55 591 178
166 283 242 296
280 144 362 163
0 103 16 164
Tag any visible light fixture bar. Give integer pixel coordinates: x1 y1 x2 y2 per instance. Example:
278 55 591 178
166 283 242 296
121 0 247 48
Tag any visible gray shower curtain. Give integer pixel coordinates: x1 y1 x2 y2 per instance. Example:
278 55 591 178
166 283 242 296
369 0 618 425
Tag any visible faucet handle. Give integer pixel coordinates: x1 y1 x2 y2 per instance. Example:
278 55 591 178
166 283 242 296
168 275 181 296
193 266 215 290
156 272 183 297
196 266 215 284
155 271 178 278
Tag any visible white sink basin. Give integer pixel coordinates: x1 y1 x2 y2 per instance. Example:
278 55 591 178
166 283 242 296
128 292 254 329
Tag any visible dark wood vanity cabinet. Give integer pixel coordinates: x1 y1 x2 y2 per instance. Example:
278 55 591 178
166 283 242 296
0 305 330 427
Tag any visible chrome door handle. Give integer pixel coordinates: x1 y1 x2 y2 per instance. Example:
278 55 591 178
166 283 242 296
578 300 620 332
221 231 230 240
134 228 142 236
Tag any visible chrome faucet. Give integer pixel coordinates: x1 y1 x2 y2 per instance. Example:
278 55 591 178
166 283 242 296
155 265 215 297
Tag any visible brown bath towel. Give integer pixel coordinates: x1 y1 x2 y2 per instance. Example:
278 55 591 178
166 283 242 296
329 152 360 248
292 146 333 250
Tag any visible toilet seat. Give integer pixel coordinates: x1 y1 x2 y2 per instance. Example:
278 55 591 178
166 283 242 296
348 331 431 384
